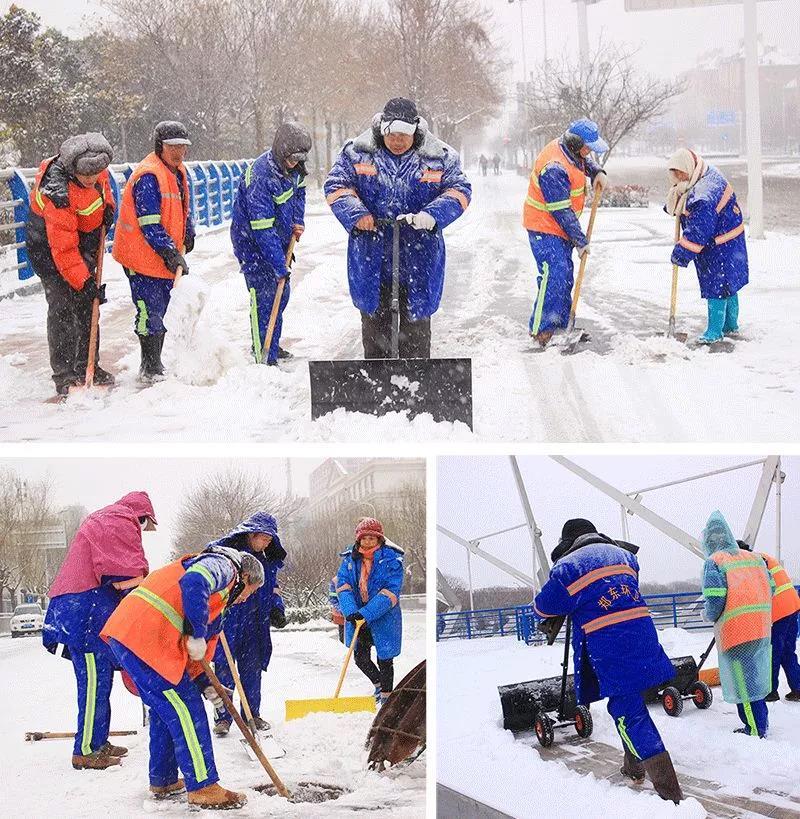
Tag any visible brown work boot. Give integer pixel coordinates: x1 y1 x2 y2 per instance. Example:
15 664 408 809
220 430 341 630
533 330 554 349
785 690 800 702
99 740 128 757
72 750 123 770
213 720 231 737
643 751 684 804
187 783 247 810
620 749 645 781
150 778 186 800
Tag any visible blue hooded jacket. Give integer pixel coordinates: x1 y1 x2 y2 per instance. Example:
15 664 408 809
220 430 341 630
534 534 675 704
336 541 404 659
230 150 306 280
324 117 471 320
669 165 749 299
209 512 286 671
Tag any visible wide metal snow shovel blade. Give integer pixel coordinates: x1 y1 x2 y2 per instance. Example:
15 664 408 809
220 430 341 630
285 619 376 721
309 357 472 427
309 219 473 429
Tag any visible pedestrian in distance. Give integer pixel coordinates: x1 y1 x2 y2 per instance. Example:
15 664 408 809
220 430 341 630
325 97 471 359
702 512 773 737
25 133 116 396
737 540 800 703
523 119 609 347
492 153 501 175
665 149 749 344
112 121 195 383
335 518 404 707
230 122 311 365
209 512 287 737
534 518 683 803
101 545 265 810
42 492 155 770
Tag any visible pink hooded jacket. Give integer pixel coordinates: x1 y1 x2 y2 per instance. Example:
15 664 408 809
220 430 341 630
48 491 154 598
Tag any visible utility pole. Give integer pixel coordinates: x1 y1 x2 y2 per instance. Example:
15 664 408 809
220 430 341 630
542 0 548 64
743 0 765 238
576 0 589 67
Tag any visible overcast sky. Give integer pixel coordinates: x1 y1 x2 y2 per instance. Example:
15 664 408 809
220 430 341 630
3 457 324 568
438 455 799 591
5 0 798 82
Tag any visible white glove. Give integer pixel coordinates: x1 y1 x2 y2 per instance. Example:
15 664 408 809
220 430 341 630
594 171 609 191
400 211 436 231
576 244 590 258
203 685 224 710
186 636 207 660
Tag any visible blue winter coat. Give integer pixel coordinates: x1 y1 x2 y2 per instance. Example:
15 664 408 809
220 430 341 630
208 512 286 671
336 542 404 660
534 534 675 705
669 165 749 299
230 150 306 280
324 118 471 319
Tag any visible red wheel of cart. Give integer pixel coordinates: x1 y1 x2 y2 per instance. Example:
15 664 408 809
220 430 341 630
688 680 713 710
574 705 593 738
662 686 684 717
534 712 554 748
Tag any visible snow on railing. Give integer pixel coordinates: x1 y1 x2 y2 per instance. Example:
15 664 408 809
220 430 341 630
0 159 251 287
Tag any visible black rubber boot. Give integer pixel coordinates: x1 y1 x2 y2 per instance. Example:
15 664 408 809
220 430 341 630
765 690 780 702
138 334 166 384
620 749 645 781
643 751 684 804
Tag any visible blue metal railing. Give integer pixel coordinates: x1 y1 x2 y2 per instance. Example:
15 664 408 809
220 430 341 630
0 159 251 284
436 606 522 641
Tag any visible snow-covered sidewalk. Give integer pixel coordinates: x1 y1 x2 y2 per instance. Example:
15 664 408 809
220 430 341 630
0 611 425 817
0 175 798 442
438 630 800 819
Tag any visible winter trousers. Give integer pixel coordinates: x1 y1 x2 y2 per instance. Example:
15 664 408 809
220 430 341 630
353 624 394 693
243 269 291 364
606 691 666 763
736 699 769 737
213 641 267 723
361 281 431 359
126 270 173 337
108 639 218 791
71 649 114 757
40 274 98 391
772 612 800 693
527 231 575 335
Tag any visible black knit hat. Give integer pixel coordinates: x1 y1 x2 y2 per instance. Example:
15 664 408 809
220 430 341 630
382 97 419 125
154 121 191 155
551 518 598 563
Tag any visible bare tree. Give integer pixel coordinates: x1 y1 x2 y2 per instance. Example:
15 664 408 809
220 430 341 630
522 38 686 163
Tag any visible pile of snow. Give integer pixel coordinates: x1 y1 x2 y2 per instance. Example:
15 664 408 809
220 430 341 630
438 629 800 818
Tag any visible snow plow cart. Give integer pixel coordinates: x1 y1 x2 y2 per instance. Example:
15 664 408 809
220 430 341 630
498 618 593 748
309 220 473 428
648 638 715 717
366 660 426 770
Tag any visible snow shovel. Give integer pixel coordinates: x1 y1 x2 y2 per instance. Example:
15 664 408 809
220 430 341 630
25 730 137 742
200 659 290 798
284 618 376 720
217 632 286 761
561 188 601 355
667 214 689 343
308 219 473 427
260 237 297 364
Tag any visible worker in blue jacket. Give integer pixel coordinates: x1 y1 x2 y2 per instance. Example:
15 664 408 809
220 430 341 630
325 98 471 358
231 122 311 365
209 512 287 735
336 518 403 705
666 149 749 344
523 120 609 347
534 518 683 803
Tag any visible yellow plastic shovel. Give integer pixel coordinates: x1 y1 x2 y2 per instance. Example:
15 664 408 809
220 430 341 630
285 619 376 720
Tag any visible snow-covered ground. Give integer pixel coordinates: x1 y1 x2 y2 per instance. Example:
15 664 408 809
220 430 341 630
438 629 800 819
0 172 798 442
0 612 425 817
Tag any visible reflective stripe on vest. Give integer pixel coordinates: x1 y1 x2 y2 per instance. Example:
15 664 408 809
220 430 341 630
710 549 771 650
583 606 651 634
567 564 638 596
714 223 745 246
523 140 587 238
760 553 800 622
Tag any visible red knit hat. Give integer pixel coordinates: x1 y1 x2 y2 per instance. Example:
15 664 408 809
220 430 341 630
355 517 384 543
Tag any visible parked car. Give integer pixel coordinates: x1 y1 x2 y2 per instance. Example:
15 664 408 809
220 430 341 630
10 603 44 637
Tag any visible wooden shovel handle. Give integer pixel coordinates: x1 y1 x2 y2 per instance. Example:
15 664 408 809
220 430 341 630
84 227 106 388
200 659 290 798
668 214 682 336
261 237 297 363
218 632 259 740
333 618 364 699
567 188 601 331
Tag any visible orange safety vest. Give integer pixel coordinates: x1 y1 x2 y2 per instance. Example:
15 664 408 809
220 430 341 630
112 152 190 280
710 549 771 651
760 552 800 623
101 554 233 684
523 140 587 239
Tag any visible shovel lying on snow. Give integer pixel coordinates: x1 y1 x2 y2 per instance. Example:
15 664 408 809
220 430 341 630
308 219 473 427
285 618 376 720
25 730 137 742
200 659 290 798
